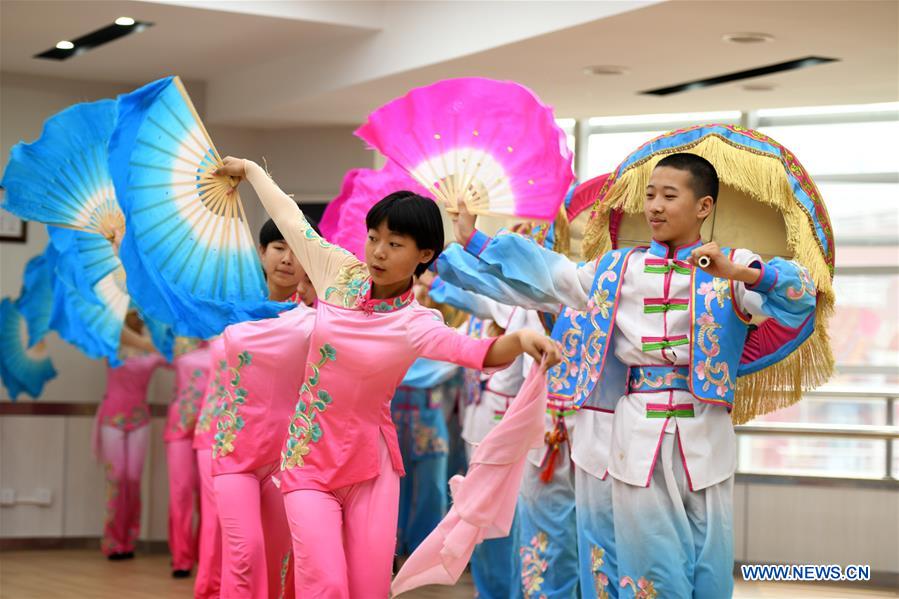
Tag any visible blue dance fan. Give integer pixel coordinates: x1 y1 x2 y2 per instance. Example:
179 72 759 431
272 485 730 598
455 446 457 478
1 100 122 293
16 250 55 347
48 249 130 365
0 298 57 400
48 253 175 365
109 76 283 338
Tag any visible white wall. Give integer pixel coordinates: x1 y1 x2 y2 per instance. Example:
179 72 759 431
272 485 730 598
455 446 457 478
0 71 372 541
734 480 899 575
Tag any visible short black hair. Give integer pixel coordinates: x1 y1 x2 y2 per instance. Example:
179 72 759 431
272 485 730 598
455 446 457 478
655 153 719 203
365 191 443 276
259 217 320 248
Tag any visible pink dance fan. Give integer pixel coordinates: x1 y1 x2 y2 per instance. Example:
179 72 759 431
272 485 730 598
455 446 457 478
355 78 574 221
320 162 432 260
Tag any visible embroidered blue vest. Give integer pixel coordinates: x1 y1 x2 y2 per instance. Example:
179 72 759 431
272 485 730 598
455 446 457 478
546 247 757 408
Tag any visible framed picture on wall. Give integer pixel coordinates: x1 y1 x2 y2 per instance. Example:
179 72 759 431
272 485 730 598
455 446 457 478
0 188 28 243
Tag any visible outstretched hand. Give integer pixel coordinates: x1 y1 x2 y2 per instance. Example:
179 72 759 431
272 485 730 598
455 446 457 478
689 241 762 285
519 330 562 371
689 242 736 279
450 199 477 245
214 156 247 178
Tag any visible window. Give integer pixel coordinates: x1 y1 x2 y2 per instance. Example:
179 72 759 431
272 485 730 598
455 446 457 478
584 111 740 178
555 118 576 156
758 122 899 175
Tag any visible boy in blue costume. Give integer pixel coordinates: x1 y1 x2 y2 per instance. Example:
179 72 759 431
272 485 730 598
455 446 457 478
439 153 818 598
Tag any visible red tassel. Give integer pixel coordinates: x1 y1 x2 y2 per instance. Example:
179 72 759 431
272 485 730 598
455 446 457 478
539 445 559 483
539 421 568 484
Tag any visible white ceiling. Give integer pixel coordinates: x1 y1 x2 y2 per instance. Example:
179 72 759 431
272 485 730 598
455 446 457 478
1 0 897 126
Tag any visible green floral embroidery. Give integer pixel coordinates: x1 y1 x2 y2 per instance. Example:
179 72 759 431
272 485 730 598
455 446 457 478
371 293 413 312
520 531 549 598
175 368 205 433
322 261 416 313
591 545 610 599
302 220 351 253
105 405 149 429
196 360 227 433
279 550 291 599
212 351 252 458
101 463 120 554
324 262 370 308
281 343 337 469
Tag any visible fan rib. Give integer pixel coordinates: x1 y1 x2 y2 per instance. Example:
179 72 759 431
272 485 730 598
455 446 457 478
52 170 96 217
131 179 221 192
131 184 208 215
220 193 235 298
172 78 222 164
407 137 452 208
142 189 222 253
60 160 93 211
135 137 201 166
231 197 246 295
158 96 209 161
190 193 231 297
173 199 224 290
130 161 204 178
145 115 206 163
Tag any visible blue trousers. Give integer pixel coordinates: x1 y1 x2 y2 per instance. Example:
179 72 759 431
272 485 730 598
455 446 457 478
391 386 450 555
518 437 579 598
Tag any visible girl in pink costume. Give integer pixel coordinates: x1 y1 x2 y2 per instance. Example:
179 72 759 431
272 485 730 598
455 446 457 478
193 337 227 599
212 218 317 599
94 312 166 560
164 343 210 577
215 157 561 599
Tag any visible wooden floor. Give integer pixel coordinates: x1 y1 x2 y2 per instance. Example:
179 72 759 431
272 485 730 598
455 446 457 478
0 550 894 598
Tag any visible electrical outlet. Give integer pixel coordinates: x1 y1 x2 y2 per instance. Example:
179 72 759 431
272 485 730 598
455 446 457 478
34 488 52 506
0 488 15 506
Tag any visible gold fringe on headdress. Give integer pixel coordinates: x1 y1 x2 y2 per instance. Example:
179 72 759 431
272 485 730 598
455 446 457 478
551 205 571 256
582 133 835 423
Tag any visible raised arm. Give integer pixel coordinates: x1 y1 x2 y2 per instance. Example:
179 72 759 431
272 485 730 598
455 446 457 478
691 244 817 327
427 274 517 323
408 310 561 373
216 157 359 293
435 242 590 314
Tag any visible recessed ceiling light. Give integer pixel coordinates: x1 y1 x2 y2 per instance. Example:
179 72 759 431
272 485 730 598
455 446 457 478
36 20 153 61
641 56 836 96
583 65 630 76
723 32 774 44
743 83 776 92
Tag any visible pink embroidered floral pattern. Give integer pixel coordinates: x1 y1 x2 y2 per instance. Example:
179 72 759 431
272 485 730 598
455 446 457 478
786 263 816 301
413 420 449 455
619 575 658 599
590 545 611 599
695 278 734 398
520 531 549 599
